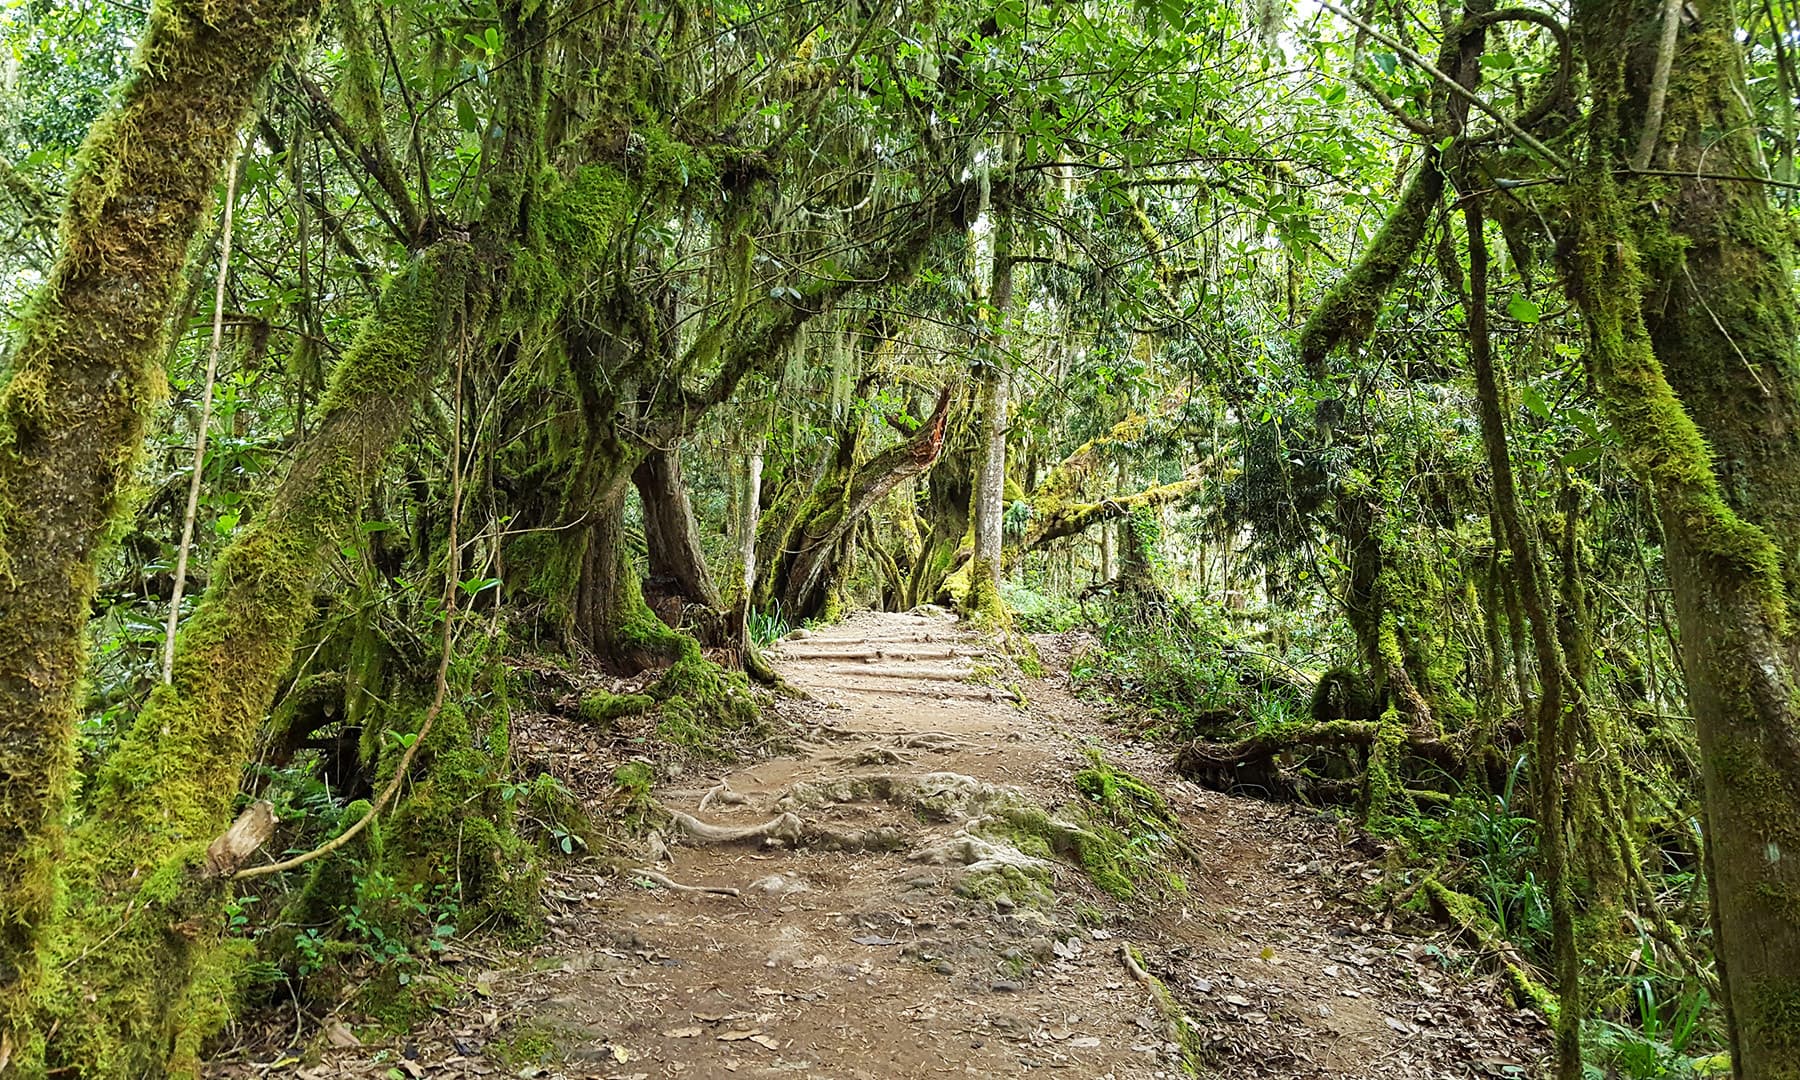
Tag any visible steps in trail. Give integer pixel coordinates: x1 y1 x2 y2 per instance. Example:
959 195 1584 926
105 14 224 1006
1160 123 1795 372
353 610 1550 1080
806 681 1016 702
802 663 976 681
764 647 977 662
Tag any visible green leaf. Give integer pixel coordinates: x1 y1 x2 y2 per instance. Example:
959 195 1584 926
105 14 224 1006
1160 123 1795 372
1520 384 1552 421
1506 294 1540 324
1560 444 1602 468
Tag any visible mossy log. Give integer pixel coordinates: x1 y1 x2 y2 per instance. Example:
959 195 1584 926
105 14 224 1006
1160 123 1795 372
1172 719 1493 804
0 0 320 1056
1014 475 1206 563
1418 877 1558 1015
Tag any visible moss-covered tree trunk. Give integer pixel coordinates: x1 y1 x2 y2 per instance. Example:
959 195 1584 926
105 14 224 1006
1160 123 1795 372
30 245 470 1078
757 388 953 621
634 446 723 610
575 465 683 668
1569 1 1800 1071
0 0 318 1051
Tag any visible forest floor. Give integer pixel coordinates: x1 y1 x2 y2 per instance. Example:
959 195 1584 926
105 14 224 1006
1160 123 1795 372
225 609 1549 1079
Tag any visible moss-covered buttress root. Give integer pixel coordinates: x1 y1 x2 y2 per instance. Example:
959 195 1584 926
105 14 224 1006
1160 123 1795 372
0 0 319 1056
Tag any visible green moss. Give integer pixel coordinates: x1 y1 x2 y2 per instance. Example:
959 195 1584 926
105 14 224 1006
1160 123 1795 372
1363 706 1415 834
1419 877 1557 1016
356 969 461 1033
490 1025 561 1067
608 762 657 831
384 700 543 936
639 630 759 757
579 690 654 725
655 646 756 744
169 937 259 1078
0 0 320 1051
961 558 1010 628
972 753 1185 902
956 861 1054 909
1745 977 1800 1072
292 799 381 928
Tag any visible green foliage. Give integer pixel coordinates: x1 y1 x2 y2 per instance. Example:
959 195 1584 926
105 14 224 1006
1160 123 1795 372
746 603 793 646
1072 596 1315 738
3 0 1782 1068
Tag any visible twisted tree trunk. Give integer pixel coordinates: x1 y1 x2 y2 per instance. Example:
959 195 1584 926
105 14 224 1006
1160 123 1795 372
759 387 954 620
634 446 723 609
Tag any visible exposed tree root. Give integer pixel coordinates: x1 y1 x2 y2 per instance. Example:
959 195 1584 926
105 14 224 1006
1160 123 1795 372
1173 719 1499 804
698 784 752 812
663 808 804 846
910 831 1049 874
910 829 1055 908
626 868 741 898
895 732 966 752
1120 943 1204 1075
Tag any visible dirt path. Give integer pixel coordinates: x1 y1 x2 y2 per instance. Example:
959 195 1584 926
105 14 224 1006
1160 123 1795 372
273 610 1547 1079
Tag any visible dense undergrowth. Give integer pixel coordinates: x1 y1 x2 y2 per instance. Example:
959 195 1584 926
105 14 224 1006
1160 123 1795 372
1059 587 1723 1079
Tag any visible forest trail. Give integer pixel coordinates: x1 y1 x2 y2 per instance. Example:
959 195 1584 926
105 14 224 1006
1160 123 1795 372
311 611 1546 1079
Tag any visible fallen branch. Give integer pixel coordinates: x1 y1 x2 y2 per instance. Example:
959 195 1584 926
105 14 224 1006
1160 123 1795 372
201 801 277 878
1419 877 1556 1016
626 868 741 897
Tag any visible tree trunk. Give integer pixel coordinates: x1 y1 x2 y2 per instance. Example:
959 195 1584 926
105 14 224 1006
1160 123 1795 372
1569 1 1800 1070
634 446 722 609
36 246 470 1076
760 388 953 620
964 213 1014 621
0 0 318 1048
1100 517 1118 583
741 437 765 605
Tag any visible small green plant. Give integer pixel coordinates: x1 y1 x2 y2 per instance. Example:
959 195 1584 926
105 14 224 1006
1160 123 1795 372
747 603 791 646
498 773 588 854
1464 754 1548 947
